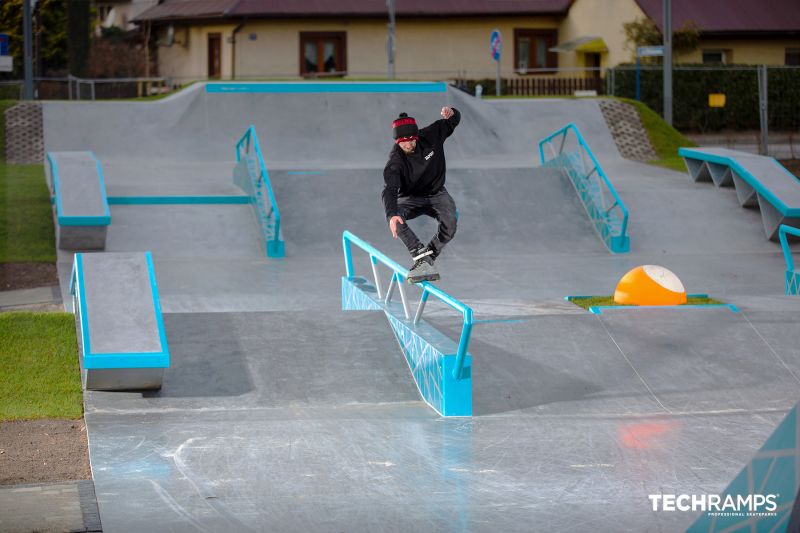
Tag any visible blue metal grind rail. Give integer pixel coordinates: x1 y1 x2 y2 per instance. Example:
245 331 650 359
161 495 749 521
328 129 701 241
779 224 800 295
539 123 630 253
342 230 473 417
234 125 284 258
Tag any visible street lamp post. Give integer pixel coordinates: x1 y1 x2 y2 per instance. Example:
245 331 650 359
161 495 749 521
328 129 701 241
663 0 672 125
387 0 396 79
23 0 34 99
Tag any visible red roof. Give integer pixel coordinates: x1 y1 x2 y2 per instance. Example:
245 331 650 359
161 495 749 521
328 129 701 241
134 0 236 21
634 0 800 33
135 0 573 22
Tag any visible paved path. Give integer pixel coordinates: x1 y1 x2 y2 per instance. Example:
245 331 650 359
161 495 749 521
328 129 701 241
0 480 101 532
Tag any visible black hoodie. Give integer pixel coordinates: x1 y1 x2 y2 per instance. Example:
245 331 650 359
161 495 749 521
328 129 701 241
381 108 461 219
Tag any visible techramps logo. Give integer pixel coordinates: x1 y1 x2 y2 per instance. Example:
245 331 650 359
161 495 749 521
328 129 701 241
649 493 779 518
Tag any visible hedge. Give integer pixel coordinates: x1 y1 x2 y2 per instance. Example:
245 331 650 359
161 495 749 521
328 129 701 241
609 64 800 132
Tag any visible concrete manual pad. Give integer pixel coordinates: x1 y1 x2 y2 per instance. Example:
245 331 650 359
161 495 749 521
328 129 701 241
48 151 107 219
79 252 162 355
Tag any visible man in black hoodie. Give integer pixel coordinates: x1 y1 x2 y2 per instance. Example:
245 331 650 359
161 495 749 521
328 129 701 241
382 107 461 283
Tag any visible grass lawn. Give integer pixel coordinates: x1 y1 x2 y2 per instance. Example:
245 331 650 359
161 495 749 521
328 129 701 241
478 94 697 173
0 312 83 421
569 295 723 311
0 100 55 263
610 97 698 172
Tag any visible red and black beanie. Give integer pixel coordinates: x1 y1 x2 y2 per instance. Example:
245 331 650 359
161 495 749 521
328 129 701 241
392 112 419 143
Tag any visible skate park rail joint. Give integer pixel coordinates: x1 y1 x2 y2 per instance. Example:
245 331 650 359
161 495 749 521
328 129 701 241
235 125 284 257
539 123 630 254
779 224 800 295
342 231 473 416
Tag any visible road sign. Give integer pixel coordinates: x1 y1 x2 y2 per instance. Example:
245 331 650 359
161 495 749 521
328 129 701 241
490 30 502 62
637 45 664 57
0 34 8 56
0 57 12 73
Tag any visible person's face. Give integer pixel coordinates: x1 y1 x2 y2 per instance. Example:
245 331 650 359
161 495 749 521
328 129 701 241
398 139 417 154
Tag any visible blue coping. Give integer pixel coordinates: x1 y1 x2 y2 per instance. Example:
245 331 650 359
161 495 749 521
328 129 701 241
107 196 250 205
71 252 169 369
678 147 800 217
206 81 448 94
588 304 739 315
47 152 111 226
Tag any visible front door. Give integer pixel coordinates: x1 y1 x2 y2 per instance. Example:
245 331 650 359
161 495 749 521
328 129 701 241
208 33 221 79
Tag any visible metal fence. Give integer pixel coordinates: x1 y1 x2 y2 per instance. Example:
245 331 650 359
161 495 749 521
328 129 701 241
607 65 800 157
0 76 168 100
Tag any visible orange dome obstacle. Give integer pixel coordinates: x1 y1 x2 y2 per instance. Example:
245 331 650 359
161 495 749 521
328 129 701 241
614 265 687 306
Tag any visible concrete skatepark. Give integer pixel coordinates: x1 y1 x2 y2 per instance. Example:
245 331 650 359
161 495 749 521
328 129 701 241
41 82 800 531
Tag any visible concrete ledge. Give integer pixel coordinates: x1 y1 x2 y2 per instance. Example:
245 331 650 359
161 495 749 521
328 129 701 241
70 252 169 390
680 147 800 241
47 151 110 250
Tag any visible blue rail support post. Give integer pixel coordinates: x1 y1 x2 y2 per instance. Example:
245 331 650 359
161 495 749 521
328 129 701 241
234 125 284 258
539 122 630 253
779 224 800 295
341 230 473 416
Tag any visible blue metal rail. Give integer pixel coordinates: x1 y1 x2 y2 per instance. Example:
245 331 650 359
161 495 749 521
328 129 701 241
539 123 630 253
235 125 284 258
342 230 473 381
779 224 800 295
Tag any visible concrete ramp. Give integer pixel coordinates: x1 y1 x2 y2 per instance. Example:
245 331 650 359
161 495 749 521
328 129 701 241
271 166 605 258
84 311 420 413
43 84 619 168
430 307 800 417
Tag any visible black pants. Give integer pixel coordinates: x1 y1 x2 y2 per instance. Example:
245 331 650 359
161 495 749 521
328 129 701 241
395 188 457 258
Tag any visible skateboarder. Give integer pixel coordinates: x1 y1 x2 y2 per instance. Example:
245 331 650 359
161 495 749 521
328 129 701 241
382 106 461 283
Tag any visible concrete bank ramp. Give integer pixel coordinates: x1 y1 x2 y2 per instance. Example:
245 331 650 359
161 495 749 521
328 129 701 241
429 307 800 417
43 84 619 168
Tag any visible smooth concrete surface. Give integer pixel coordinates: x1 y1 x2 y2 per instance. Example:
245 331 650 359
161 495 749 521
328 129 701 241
41 85 800 532
48 151 107 218
80 253 162 355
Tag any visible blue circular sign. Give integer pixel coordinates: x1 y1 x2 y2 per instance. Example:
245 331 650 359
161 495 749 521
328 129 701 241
490 30 502 62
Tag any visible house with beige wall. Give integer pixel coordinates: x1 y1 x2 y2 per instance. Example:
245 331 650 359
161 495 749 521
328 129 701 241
134 0 800 85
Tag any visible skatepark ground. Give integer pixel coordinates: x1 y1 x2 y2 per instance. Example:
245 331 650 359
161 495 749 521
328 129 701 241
40 84 800 532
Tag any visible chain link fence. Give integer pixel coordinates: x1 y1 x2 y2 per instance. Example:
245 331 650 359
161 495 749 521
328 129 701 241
0 77 168 100
607 65 800 158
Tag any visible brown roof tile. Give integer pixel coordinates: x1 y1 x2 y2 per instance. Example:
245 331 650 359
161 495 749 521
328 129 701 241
136 0 573 22
635 0 800 33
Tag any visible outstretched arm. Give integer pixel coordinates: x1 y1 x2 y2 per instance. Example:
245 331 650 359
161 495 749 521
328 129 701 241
422 107 461 141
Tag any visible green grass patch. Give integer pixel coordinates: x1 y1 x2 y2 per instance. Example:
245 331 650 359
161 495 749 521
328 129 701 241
569 295 723 311
0 162 56 263
0 98 56 263
613 97 698 172
0 312 83 421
